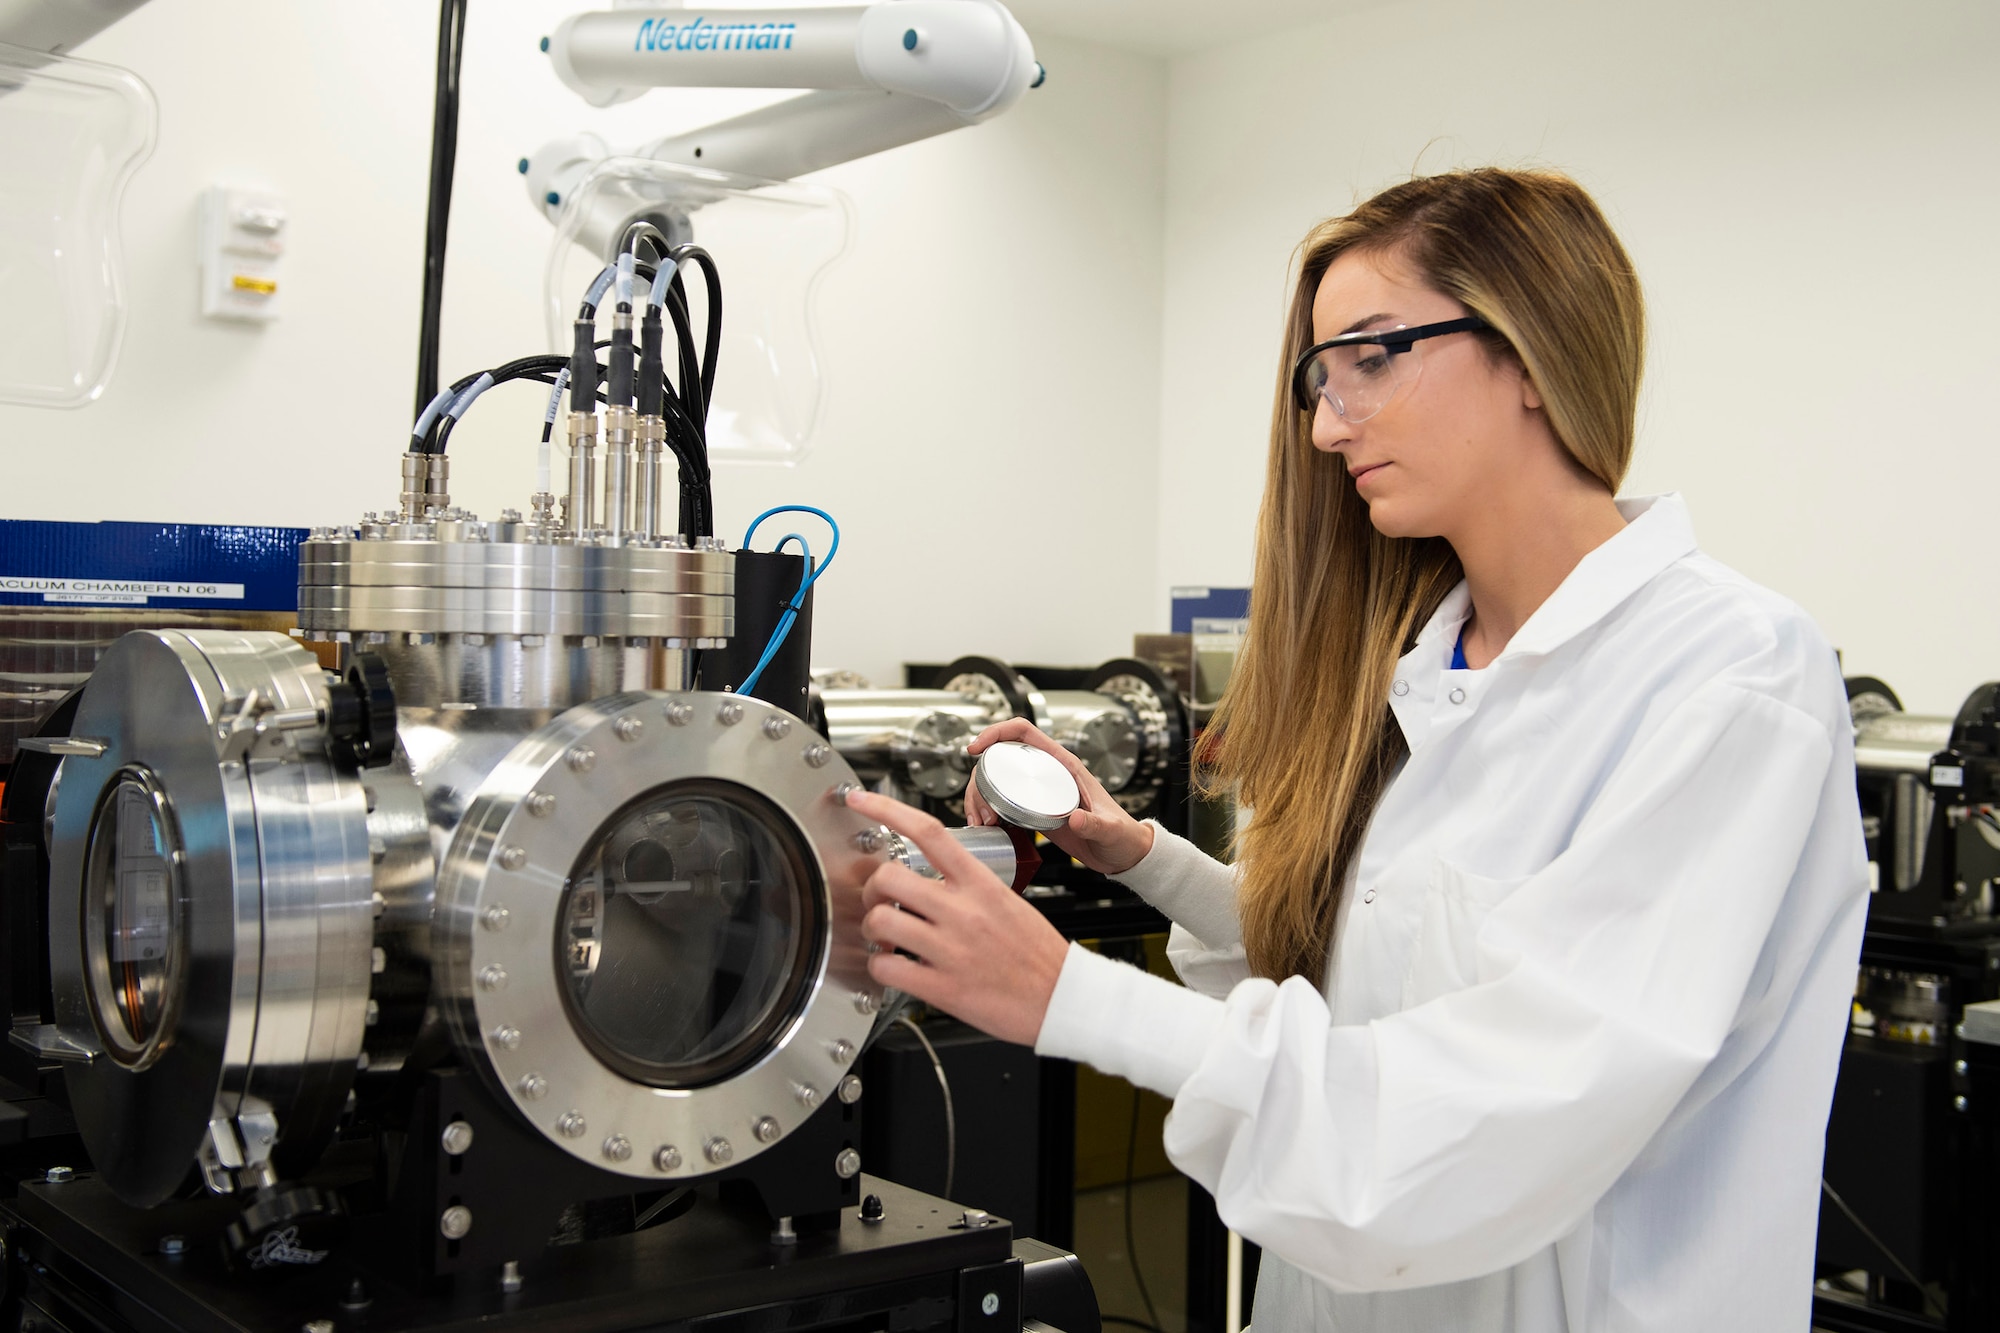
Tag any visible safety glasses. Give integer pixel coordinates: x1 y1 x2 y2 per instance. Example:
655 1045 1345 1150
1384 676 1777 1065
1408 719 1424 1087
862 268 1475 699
1291 317 1489 423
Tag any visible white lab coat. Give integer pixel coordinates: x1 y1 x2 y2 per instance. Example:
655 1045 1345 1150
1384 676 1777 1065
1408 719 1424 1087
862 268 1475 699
1034 494 1869 1331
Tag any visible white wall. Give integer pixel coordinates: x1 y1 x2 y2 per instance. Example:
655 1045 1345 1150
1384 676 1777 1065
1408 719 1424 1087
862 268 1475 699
3 2 1167 686
1154 0 2000 714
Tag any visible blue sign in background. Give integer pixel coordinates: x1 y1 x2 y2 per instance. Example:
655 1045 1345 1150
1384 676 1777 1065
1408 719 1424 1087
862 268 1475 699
1170 586 1251 634
0 520 305 611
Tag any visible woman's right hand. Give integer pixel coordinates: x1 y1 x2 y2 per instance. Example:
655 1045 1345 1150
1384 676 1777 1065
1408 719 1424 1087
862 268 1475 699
964 718 1156 876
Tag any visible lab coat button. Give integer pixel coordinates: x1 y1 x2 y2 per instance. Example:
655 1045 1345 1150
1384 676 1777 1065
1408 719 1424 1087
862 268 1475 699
1448 687 1466 705
1363 888 1377 904
1392 680 1410 697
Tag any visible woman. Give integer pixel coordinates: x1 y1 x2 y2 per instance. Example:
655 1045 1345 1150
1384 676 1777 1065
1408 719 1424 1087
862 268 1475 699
845 168 1867 1330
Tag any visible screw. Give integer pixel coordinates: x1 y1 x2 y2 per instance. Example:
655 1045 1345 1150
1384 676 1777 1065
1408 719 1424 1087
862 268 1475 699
838 1074 864 1104
478 964 509 992
1956 1095 1970 1112
655 1145 682 1172
526 791 556 817
498 845 527 871
501 1259 523 1294
705 1138 734 1165
566 745 597 772
518 1073 549 1101
771 1215 798 1246
483 905 511 932
43 1166 72 1184
717 700 744 726
558 1111 587 1138
602 1135 632 1162
754 1116 781 1144
961 1209 992 1229
860 1194 884 1223
372 946 387 974
803 742 832 767
762 715 792 740
159 1234 187 1256
796 1085 821 1109
365 998 380 1026
854 829 883 854
855 991 878 1015
1958 1059 1970 1075
441 1120 476 1155
833 1147 861 1179
614 715 644 743
664 700 693 726
492 1025 521 1050
982 1291 1001 1316
832 781 861 804
440 1205 473 1239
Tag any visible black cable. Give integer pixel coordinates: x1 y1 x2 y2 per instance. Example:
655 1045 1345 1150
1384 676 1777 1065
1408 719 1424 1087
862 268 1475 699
413 0 468 421
1820 1177 1944 1317
1124 1087 1164 1333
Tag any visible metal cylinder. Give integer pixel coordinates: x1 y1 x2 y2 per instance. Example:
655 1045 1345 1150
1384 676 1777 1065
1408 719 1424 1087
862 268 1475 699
888 824 1034 890
566 413 598 536
1042 690 1140 794
818 690 999 799
400 452 428 521
637 417 665 539
603 405 635 542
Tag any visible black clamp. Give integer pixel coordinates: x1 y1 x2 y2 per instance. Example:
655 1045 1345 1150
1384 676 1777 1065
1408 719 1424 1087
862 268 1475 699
326 653 397 770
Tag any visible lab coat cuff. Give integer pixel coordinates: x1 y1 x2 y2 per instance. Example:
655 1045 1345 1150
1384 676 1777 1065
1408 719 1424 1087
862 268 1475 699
1034 942 1226 1099
1111 823 1243 947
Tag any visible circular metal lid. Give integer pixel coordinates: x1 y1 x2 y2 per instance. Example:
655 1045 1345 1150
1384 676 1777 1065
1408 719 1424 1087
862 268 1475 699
973 741 1079 832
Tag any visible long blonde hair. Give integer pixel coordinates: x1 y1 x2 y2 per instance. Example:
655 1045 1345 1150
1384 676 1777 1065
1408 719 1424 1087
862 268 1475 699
1206 168 1646 983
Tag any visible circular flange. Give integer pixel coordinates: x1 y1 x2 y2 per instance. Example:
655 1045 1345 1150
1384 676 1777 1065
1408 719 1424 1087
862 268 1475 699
1084 657 1189 818
935 656 1050 731
47 630 374 1206
435 690 887 1179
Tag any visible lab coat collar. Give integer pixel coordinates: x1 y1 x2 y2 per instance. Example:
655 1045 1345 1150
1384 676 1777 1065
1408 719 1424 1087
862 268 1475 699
1407 492 1697 667
1502 493 1697 660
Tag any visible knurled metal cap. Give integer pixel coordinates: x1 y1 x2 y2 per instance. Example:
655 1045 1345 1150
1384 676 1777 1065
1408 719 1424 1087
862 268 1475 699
972 741 1080 832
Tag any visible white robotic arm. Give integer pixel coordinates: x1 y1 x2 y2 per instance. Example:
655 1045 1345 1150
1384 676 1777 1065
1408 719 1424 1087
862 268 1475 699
525 0 1039 238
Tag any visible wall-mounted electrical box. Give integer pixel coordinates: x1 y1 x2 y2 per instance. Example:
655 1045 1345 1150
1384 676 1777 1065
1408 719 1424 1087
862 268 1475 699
198 185 286 322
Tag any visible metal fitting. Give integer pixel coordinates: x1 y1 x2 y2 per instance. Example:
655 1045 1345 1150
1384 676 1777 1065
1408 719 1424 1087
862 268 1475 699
440 1205 473 1240
834 1148 862 1179
837 1074 864 1105
441 1120 476 1156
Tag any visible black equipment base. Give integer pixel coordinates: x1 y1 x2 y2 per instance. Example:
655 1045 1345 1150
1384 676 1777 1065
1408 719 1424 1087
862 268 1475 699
2 1171 1019 1333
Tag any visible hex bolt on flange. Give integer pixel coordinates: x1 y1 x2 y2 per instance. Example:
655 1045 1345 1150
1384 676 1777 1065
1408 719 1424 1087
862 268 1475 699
440 1205 473 1240
440 1120 475 1156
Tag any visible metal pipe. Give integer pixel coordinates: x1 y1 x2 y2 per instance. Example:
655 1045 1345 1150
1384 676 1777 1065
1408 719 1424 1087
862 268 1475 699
603 404 635 542
566 411 598 536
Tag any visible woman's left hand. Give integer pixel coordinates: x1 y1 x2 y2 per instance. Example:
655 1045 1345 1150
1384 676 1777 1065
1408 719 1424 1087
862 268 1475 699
844 788 1070 1046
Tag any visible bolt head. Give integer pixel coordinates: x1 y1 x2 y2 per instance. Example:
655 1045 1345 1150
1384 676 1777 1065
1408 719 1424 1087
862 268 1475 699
558 1111 588 1138
664 700 693 726
982 1292 1001 1316
834 1147 862 1179
796 1084 821 1109
804 742 832 768
439 1205 473 1240
717 700 744 726
762 715 792 740
159 1234 187 1256
483 905 511 932
498 845 527 871
1956 1095 1970 1112
838 1074 864 1104
614 715 644 743
854 829 884 854
754 1116 781 1144
492 1025 522 1051
655 1145 683 1172
602 1134 632 1162
440 1120 476 1156
526 791 557 817
518 1073 549 1101
566 745 597 772
831 1039 855 1064
705 1138 734 1165
478 964 509 992
855 990 878 1015
43 1166 73 1184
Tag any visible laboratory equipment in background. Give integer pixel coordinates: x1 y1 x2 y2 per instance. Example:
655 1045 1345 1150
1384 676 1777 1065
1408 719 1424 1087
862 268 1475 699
1814 677 2000 1332
522 0 1041 464
0 237 1095 1333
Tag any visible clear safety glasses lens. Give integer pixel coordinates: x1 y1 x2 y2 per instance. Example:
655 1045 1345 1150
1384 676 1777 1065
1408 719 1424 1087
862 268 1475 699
1300 342 1421 425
